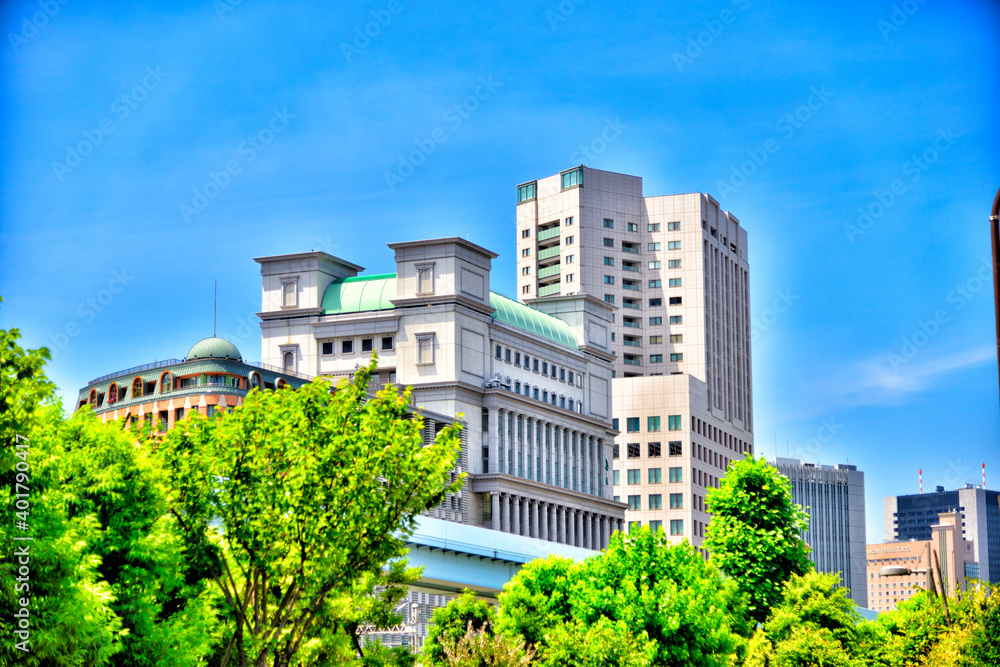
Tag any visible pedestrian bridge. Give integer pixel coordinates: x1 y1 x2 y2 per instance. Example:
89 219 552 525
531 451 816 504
404 516 596 597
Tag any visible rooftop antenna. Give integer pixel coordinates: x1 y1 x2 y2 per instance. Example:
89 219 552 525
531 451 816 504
213 281 217 337
984 462 987 489
919 469 923 494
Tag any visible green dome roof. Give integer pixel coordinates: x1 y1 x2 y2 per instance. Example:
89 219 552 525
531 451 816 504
186 337 243 362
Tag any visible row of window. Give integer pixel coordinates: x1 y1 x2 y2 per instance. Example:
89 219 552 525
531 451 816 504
603 275 682 288
603 219 681 233
624 519 685 536
87 371 259 407
495 345 580 386
623 493 685 510
321 336 394 356
692 416 751 455
602 258 681 270
623 315 684 327
613 440 683 459
604 295 683 307
612 415 683 433
623 334 684 345
603 238 682 251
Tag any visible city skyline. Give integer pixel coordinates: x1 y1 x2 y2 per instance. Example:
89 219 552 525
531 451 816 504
2 0 998 545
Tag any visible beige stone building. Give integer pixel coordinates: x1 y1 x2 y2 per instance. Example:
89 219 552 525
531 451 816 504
866 512 978 612
515 167 752 548
256 237 626 550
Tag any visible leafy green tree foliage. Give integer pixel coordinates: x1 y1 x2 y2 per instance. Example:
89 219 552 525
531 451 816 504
484 527 735 667
705 455 812 625
964 585 1000 666
156 357 463 667
422 590 498 665
439 622 532 667
760 572 860 667
1 322 220 666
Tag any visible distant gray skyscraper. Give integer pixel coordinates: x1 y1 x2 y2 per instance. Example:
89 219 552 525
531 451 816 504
773 458 868 607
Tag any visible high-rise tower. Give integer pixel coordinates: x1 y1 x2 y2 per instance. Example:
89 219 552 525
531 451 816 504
516 166 753 549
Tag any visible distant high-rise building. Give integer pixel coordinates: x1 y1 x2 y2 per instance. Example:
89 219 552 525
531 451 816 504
515 166 753 549
884 484 1000 584
867 512 977 613
773 458 868 607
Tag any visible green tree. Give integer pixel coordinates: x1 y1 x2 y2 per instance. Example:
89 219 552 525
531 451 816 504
704 455 812 625
422 590 498 665
156 356 463 667
539 618 656 667
439 622 532 667
494 556 576 650
763 572 860 667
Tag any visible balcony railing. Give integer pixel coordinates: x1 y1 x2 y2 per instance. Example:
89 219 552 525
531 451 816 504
537 246 561 261
623 340 641 347
622 264 640 272
623 320 641 328
537 227 561 242
623 302 640 310
537 264 561 279
538 283 562 297
622 282 640 291
624 357 642 366
622 244 640 254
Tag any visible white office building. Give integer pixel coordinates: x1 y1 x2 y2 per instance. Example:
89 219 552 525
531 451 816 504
255 237 627 551
515 166 753 549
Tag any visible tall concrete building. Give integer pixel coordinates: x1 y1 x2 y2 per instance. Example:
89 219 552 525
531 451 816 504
885 484 999 584
516 166 753 549
774 458 868 607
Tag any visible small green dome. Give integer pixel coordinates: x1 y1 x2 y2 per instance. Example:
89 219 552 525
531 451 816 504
186 337 242 362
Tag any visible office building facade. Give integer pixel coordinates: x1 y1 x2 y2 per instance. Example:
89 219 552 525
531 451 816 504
884 484 1000 584
256 237 627 549
867 512 977 612
515 166 753 548
774 458 868 607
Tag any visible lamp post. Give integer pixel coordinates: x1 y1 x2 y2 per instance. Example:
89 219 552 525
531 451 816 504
878 542 950 627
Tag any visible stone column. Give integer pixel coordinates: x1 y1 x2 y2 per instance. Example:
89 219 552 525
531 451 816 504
502 494 511 532
601 516 608 549
532 500 540 539
557 507 565 543
591 514 599 550
576 511 584 548
540 503 548 541
491 493 500 531
569 509 577 546
512 496 520 535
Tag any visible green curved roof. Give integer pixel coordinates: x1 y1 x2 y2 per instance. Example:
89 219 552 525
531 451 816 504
186 337 242 361
322 274 397 314
321 274 578 350
487 291 578 349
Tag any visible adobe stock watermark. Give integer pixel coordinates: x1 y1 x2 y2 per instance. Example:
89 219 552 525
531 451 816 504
672 0 751 72
179 106 295 224
47 269 135 359
750 288 799 343
7 0 70 54
790 416 844 460
844 127 959 243
51 66 168 183
887 256 991 371
545 0 586 30
570 117 627 164
384 75 501 192
340 0 403 63
878 0 929 40
715 85 833 202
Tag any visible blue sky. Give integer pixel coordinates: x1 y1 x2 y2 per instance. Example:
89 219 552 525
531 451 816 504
2 0 998 543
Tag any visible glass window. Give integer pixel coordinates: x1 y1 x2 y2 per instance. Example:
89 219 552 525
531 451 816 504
284 351 295 371
668 415 682 431
670 353 684 362
614 470 620 485
517 182 537 202
628 495 641 510
566 254 574 263
603 218 614 228
627 442 640 458
668 259 682 268
561 168 583 189
604 257 615 266
522 266 531 275
648 242 661 251
627 222 638 232
521 229 530 239
627 469 641 485
613 443 620 459
670 493 683 509
670 316 683 324
669 278 682 287
604 275 614 285
648 416 661 432
649 494 663 510
648 223 660 232
649 316 663 325
650 520 662 533
648 261 661 269
670 519 684 536
522 248 530 257
565 216 574 226
612 418 619 431
604 294 615 304
322 341 334 355
649 442 661 457
649 467 662 483
626 417 640 433
648 279 661 288
649 298 662 307
669 467 683 483
650 335 663 344
669 441 683 456
669 297 682 305
650 354 663 363
382 336 394 350
566 236 575 245
667 221 681 230
362 338 374 352
668 241 681 250
670 334 682 343
603 238 614 247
